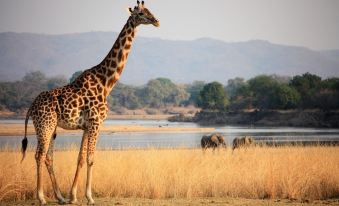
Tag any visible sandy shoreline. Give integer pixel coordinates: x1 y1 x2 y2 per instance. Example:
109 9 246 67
0 123 214 136
107 114 174 120
0 113 175 120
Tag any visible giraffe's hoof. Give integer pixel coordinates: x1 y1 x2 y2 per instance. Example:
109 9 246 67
69 199 78 204
87 199 95 205
58 199 67 205
39 199 47 205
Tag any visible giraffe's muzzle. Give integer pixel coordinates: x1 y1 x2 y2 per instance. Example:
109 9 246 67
153 19 160 27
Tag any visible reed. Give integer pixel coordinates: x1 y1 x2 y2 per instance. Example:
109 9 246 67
0 146 338 202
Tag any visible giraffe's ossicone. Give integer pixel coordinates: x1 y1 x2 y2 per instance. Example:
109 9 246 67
21 1 159 205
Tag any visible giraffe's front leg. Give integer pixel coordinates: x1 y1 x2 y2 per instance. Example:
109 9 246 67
85 123 100 205
70 131 89 204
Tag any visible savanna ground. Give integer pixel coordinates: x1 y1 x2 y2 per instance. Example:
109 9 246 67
4 197 339 205
0 147 338 205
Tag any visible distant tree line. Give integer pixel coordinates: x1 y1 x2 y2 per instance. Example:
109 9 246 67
0 71 338 113
0 71 68 111
0 71 189 112
187 73 338 111
201 73 339 111
109 77 189 110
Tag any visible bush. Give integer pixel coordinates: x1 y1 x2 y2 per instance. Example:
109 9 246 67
199 81 229 111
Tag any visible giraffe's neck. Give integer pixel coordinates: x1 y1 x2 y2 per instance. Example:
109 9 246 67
98 17 137 95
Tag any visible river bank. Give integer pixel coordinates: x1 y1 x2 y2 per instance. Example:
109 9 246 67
2 119 339 150
0 111 173 120
0 122 214 136
0 106 199 120
170 110 339 128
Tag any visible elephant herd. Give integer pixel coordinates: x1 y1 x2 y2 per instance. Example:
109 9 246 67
201 134 255 151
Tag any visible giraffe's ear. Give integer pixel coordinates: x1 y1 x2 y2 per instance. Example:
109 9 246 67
128 7 133 14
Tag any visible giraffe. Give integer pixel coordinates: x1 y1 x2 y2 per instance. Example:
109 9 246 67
20 1 159 205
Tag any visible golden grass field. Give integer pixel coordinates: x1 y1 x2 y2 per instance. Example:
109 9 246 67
0 146 338 205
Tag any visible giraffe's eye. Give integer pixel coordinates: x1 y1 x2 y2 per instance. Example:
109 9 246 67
138 12 143 15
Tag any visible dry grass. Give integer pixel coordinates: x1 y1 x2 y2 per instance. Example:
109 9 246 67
0 146 338 202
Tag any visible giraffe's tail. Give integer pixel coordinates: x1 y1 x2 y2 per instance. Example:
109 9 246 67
21 107 31 163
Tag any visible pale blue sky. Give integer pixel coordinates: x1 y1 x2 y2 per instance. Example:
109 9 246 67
0 0 339 50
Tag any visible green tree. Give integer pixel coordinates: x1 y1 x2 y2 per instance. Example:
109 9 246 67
290 72 321 94
246 75 301 110
0 71 62 110
47 76 68 89
199 81 228 110
22 71 47 83
321 77 339 91
248 75 278 109
228 84 254 111
289 72 322 108
274 84 300 109
225 77 246 99
139 78 189 108
116 85 141 109
185 81 205 106
168 85 190 106
314 77 339 110
270 74 292 84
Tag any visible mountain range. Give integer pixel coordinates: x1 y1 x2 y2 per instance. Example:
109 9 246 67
0 32 338 85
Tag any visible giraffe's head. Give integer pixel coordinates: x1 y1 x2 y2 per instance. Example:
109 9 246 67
128 1 160 27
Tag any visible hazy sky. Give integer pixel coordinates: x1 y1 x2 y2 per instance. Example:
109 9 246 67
1 0 339 50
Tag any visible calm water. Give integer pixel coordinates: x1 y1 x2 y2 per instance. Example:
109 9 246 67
1 119 339 149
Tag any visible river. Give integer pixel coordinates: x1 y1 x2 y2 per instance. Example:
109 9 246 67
0 119 339 150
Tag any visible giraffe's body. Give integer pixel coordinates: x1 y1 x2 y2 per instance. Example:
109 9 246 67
21 1 159 204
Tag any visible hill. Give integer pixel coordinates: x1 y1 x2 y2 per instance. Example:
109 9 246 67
0 32 338 84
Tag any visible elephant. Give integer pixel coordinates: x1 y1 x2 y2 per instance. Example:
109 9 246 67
232 136 255 150
201 133 227 150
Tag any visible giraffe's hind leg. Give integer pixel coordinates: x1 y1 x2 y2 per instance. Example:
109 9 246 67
85 123 100 205
35 134 52 204
34 118 57 205
45 131 66 204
